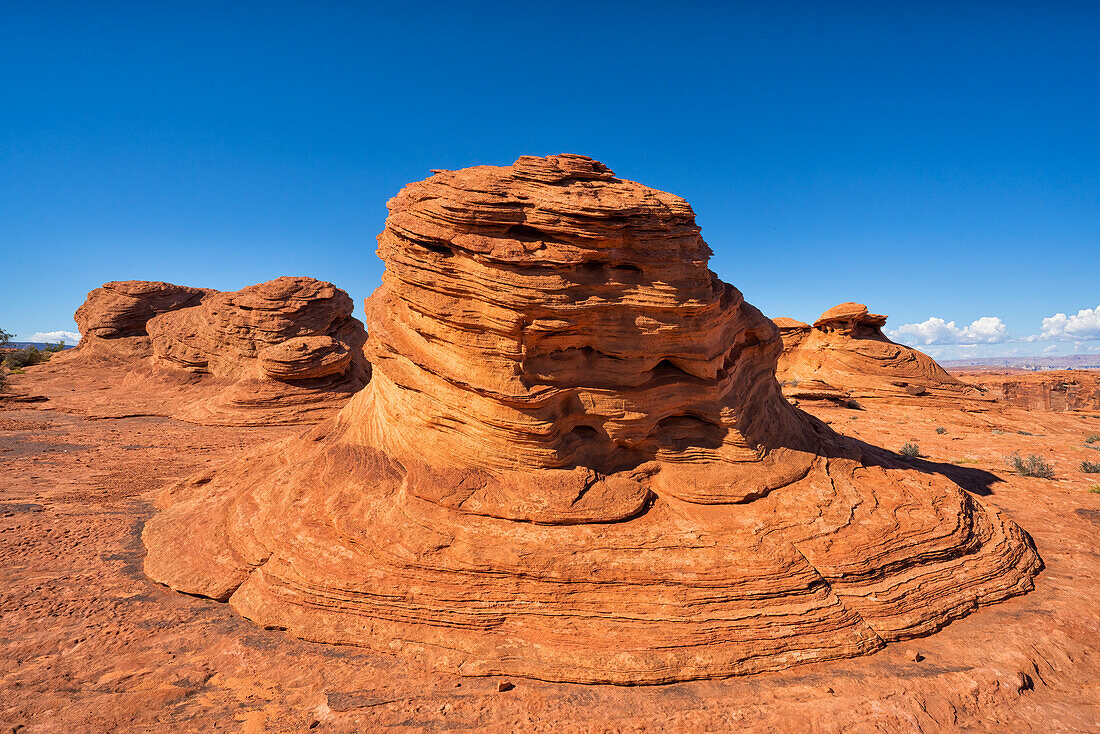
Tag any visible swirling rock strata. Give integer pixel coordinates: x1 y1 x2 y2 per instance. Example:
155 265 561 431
775 302 982 402
53 277 368 425
144 156 1040 684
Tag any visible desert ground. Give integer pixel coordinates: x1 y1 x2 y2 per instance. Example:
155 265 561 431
2 366 1097 732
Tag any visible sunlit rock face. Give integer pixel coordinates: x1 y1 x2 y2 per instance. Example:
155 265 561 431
143 155 1040 684
775 302 981 402
59 276 368 425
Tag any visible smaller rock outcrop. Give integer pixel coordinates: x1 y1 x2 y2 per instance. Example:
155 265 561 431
33 277 368 425
775 303 980 402
73 281 211 355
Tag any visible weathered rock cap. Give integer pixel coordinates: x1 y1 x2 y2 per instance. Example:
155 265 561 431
814 302 888 329
772 317 810 331
512 153 616 183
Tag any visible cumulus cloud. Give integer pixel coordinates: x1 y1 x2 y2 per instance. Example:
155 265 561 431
889 316 1008 345
1039 305 1100 340
28 330 81 345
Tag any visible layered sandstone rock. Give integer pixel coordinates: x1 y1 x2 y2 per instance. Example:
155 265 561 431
42 277 368 425
144 155 1039 684
775 302 981 402
72 280 211 356
962 370 1100 412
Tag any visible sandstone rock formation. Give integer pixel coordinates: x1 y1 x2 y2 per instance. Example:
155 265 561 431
775 302 980 402
73 280 211 356
44 277 368 425
143 155 1040 684
961 370 1100 412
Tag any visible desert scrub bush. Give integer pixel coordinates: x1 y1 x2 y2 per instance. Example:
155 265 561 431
44 341 65 354
1086 434 1100 444
1081 461 1100 474
899 442 921 459
1009 453 1054 479
935 426 947 435
2 346 48 370
845 399 862 410
1090 485 1100 494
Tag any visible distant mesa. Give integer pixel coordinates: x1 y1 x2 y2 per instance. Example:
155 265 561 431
42 276 368 424
774 302 981 402
143 155 1039 684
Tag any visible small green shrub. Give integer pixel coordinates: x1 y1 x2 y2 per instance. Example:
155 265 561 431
1009 453 1054 479
1081 461 1100 474
935 426 947 435
1090 485 1100 494
899 442 921 459
44 341 65 353
2 346 48 370
845 399 862 410
1085 434 1100 444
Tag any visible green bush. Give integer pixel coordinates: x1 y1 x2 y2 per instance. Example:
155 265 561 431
1009 453 1055 479
1085 434 1100 444
44 341 65 353
1081 461 1100 474
2 347 49 370
935 426 947 435
899 442 921 459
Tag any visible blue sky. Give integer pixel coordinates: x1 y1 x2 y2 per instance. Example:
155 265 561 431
2 1 1097 358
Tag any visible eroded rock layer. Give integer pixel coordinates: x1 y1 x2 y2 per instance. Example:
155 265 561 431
144 155 1040 684
48 277 368 425
74 280 211 355
962 370 1100 412
775 302 981 402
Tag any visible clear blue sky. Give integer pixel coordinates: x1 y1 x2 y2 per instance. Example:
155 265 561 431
2 1 1098 358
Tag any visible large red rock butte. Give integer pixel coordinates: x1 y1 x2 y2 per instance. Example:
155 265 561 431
143 155 1040 685
44 276 368 425
774 302 981 402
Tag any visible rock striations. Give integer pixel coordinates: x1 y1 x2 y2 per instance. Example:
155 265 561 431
963 370 1100 413
143 155 1040 684
46 276 368 424
775 302 981 402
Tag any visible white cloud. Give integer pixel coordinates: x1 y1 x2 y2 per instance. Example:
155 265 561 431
28 330 81 345
889 316 1008 345
1042 344 1058 353
1039 305 1100 340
